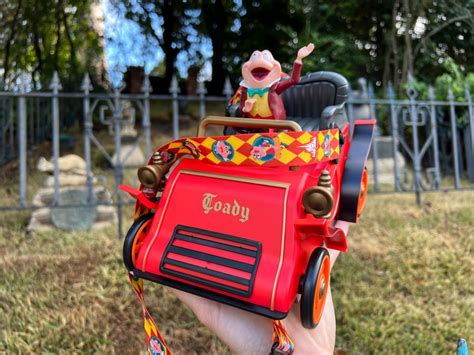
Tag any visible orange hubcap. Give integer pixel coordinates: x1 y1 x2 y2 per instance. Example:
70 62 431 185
357 168 369 218
131 220 151 266
313 255 330 324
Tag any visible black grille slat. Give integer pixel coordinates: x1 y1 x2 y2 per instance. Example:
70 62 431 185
175 232 257 257
164 259 250 286
169 245 255 272
160 225 262 297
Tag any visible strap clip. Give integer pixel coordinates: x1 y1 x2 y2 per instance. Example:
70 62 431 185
270 343 293 355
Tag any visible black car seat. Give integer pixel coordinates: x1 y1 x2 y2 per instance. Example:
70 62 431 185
224 71 349 133
282 71 349 131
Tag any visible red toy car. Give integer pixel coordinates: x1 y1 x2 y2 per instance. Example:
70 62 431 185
121 72 375 329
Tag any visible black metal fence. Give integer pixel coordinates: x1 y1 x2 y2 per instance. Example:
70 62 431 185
0 72 473 237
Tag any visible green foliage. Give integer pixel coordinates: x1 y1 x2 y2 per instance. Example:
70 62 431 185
1 0 472 91
398 58 473 105
434 58 473 101
0 0 104 90
224 0 306 81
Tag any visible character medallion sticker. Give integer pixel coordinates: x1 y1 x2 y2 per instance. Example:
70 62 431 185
250 136 284 162
322 133 331 157
212 140 235 162
160 150 175 163
149 336 165 355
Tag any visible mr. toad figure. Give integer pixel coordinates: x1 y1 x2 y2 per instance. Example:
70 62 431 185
228 43 315 120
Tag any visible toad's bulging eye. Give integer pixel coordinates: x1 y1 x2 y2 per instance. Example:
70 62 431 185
251 51 259 59
263 51 271 59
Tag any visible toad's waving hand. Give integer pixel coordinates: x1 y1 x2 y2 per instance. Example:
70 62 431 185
296 43 315 63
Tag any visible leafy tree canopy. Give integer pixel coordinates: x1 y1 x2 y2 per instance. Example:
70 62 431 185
0 0 104 90
1 0 472 92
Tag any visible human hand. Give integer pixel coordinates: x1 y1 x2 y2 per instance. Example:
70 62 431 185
171 221 350 354
243 98 256 113
296 43 315 63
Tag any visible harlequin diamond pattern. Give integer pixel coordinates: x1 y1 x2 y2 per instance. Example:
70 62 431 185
226 135 246 149
279 148 298 164
154 128 340 168
296 131 313 144
200 137 216 150
276 132 296 146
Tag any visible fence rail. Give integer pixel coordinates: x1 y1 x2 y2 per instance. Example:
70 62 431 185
0 72 473 237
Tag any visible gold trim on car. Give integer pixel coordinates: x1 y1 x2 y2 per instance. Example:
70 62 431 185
181 169 291 188
198 116 302 136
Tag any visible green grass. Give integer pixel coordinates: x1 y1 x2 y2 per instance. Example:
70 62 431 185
0 219 226 353
0 117 473 354
1 192 472 353
333 191 474 353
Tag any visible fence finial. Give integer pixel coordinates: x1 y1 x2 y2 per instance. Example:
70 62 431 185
428 85 435 101
196 80 207 95
223 76 233 99
142 74 152 95
387 81 395 99
464 83 471 101
367 81 375 99
358 77 368 97
447 84 455 101
49 71 62 93
18 73 29 93
169 75 180 94
347 85 353 100
81 73 93 94
405 72 418 99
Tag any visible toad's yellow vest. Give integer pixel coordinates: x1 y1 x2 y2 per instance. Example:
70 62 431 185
248 91 272 118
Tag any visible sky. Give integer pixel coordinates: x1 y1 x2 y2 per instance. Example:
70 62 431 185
101 0 213 87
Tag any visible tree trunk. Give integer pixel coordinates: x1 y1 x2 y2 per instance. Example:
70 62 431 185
54 0 62 71
3 0 23 86
202 0 227 95
161 0 179 88
401 0 414 82
391 1 400 88
63 11 77 68
31 0 43 90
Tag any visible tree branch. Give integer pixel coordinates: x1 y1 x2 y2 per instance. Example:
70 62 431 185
140 4 164 47
62 9 77 67
54 0 62 71
31 0 43 89
3 0 23 85
414 14 472 57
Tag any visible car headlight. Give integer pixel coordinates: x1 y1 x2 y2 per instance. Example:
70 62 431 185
137 164 166 188
302 170 334 218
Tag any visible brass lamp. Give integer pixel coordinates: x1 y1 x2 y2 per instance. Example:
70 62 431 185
137 152 170 189
302 170 334 218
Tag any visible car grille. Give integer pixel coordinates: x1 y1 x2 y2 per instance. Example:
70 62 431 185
160 225 261 297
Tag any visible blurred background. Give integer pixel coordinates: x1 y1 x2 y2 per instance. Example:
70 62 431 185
0 0 473 90
0 0 473 354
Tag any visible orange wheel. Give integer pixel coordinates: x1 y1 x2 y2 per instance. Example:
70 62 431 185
312 254 330 325
123 213 153 271
357 167 369 218
300 248 331 329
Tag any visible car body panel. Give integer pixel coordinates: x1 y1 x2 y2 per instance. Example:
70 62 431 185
122 119 375 318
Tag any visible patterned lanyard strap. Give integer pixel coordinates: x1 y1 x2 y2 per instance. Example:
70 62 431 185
128 273 171 355
153 129 340 168
128 273 294 354
271 320 295 354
